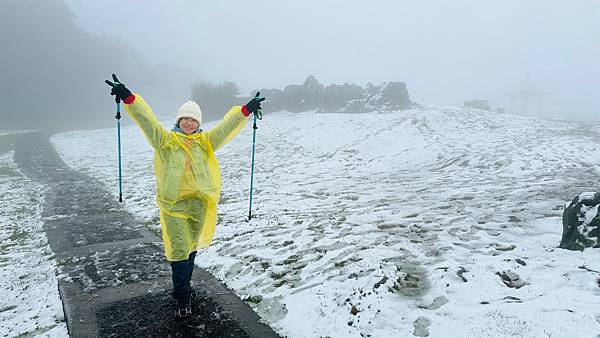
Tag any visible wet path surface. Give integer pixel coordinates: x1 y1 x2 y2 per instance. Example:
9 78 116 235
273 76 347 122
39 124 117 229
14 132 279 338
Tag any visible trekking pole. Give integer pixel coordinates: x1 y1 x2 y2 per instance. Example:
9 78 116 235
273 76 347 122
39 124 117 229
248 109 262 220
115 101 123 202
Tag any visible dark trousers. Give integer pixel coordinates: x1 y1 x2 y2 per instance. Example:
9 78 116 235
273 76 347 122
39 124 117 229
170 251 197 305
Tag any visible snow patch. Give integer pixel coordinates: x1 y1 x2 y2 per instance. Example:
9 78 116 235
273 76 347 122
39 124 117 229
0 151 67 337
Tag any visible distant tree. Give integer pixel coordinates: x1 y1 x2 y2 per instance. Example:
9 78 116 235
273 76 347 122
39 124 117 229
0 0 131 130
190 81 242 122
0 0 197 130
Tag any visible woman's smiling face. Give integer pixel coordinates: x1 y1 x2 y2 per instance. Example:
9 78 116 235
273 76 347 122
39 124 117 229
179 117 199 134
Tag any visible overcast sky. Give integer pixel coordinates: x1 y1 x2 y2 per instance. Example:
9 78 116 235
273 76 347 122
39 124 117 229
64 0 599 120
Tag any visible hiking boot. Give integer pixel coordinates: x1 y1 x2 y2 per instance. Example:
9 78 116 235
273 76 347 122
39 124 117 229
174 300 192 320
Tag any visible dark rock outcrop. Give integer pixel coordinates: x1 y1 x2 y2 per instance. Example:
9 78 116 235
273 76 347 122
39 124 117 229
360 81 412 112
560 192 600 250
283 75 325 112
323 83 365 111
256 76 412 113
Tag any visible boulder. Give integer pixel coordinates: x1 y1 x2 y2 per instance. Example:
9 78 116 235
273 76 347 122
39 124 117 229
362 81 411 112
560 192 600 250
323 83 364 111
496 270 527 289
282 75 325 112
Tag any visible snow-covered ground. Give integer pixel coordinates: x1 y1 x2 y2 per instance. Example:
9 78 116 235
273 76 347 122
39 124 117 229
52 106 600 338
0 149 68 337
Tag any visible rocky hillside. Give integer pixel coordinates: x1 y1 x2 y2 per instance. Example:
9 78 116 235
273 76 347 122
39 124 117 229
256 75 412 113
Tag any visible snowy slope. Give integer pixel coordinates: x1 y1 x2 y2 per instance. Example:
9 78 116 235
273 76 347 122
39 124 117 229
52 106 600 338
0 149 67 338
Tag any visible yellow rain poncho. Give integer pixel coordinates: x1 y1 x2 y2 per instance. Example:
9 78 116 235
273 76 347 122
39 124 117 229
124 95 248 261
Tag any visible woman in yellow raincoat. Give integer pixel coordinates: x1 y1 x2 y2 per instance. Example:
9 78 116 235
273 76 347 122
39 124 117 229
105 74 264 319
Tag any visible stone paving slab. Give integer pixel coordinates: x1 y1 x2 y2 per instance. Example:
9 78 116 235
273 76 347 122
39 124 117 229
57 242 170 292
96 289 250 338
43 215 144 251
14 132 280 338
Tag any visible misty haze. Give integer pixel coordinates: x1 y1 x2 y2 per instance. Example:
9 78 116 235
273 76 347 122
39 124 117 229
1 1 599 337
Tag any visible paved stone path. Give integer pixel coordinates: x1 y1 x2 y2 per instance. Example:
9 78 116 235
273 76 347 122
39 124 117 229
14 132 279 338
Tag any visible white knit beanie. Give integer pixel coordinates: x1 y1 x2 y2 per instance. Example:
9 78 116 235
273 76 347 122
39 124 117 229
175 101 203 126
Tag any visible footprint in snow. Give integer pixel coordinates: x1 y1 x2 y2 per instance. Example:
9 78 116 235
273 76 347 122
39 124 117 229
417 295 449 310
412 316 431 337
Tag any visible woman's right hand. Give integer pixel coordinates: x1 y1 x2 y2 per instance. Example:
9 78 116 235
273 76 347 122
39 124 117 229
244 92 266 115
105 73 133 103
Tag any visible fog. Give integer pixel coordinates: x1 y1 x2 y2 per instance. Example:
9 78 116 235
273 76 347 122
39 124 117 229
2 0 599 129
0 0 196 130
